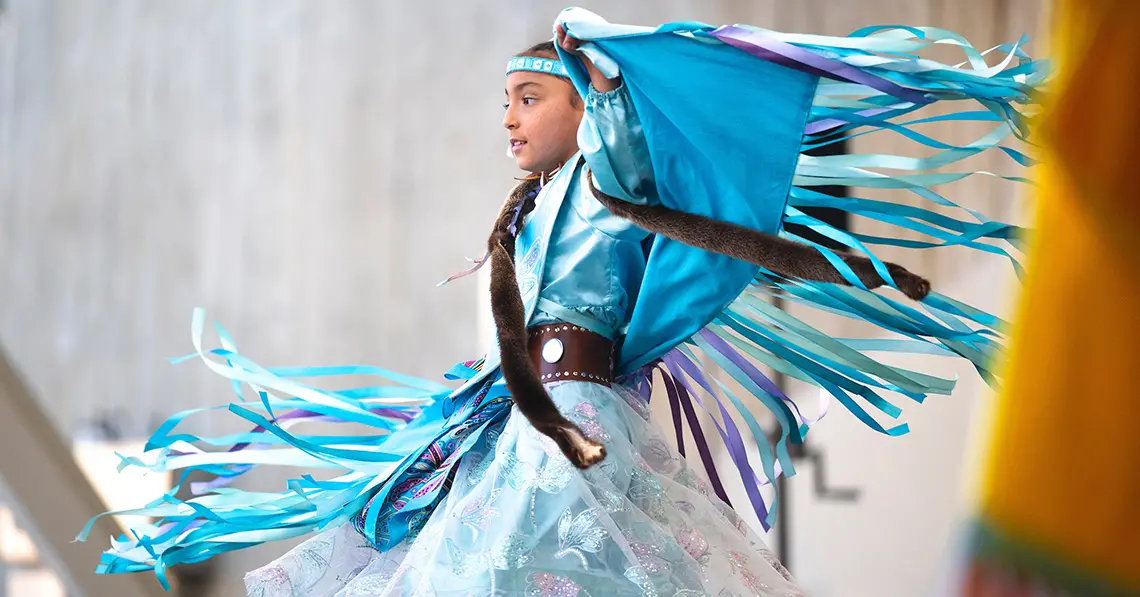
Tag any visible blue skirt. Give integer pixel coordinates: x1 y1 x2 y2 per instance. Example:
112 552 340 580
243 380 802 597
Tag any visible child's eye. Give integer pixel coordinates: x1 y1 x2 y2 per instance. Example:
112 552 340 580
502 97 537 110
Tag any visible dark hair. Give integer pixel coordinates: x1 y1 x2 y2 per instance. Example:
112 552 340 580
518 41 558 60
513 41 580 107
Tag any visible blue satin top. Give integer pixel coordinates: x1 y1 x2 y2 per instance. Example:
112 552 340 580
527 83 655 340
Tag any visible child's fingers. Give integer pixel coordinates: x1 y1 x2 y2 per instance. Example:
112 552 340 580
556 24 580 53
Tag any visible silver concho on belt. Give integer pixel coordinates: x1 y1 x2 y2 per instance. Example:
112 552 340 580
541 338 564 364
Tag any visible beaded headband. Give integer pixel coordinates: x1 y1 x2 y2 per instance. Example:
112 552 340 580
505 56 570 79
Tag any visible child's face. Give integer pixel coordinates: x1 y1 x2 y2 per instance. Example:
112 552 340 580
503 70 583 173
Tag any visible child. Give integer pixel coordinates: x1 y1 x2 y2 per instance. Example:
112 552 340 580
83 8 1045 597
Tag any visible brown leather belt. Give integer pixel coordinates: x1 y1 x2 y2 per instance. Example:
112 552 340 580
527 323 614 385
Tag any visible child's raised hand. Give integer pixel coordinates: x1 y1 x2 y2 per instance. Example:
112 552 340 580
556 23 620 92
556 24 582 55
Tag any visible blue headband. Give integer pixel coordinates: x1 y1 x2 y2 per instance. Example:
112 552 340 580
505 56 570 79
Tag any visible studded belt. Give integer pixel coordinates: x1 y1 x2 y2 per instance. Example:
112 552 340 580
527 323 615 385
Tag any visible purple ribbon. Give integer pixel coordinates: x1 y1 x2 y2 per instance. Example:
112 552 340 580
507 199 526 237
709 25 932 107
665 371 686 458
806 106 896 135
616 367 726 508
617 360 658 401
507 187 540 236
190 407 416 494
663 351 774 530
699 328 806 442
658 367 731 506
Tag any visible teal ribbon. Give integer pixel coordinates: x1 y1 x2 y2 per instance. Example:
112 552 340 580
79 309 455 589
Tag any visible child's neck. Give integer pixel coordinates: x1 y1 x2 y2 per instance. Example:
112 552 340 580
541 161 565 185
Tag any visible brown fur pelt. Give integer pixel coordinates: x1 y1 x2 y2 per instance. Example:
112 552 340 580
487 174 608 470
584 170 931 300
483 165 930 472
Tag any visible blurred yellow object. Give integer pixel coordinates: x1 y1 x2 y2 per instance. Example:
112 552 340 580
966 1 1140 594
1042 0 1140 260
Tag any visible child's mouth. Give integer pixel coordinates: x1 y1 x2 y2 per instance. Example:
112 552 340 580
510 139 527 153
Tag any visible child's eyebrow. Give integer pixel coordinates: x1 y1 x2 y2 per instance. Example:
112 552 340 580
506 81 545 95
